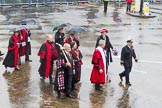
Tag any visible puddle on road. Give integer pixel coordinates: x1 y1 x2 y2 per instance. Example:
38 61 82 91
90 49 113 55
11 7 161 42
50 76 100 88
86 8 99 19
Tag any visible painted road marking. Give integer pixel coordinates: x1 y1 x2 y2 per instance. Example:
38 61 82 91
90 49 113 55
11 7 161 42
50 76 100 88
113 55 162 64
132 69 148 74
138 60 162 64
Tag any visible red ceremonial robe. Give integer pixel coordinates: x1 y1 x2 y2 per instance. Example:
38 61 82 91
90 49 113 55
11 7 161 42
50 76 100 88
64 37 80 47
38 41 58 78
20 29 27 56
90 46 106 84
3 35 19 68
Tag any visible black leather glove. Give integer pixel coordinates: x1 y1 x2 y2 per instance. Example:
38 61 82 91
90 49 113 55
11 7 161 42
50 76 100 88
135 58 138 62
120 61 124 66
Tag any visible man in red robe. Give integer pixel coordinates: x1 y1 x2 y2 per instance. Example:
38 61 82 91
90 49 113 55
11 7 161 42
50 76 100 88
20 27 32 62
38 34 58 84
90 40 107 91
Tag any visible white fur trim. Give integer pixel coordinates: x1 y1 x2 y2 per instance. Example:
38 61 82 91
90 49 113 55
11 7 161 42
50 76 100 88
96 46 107 82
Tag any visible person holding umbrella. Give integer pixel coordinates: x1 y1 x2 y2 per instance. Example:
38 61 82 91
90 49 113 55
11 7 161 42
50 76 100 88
119 39 138 86
64 27 85 48
3 30 22 71
64 31 80 48
20 24 32 62
53 23 71 53
55 27 65 53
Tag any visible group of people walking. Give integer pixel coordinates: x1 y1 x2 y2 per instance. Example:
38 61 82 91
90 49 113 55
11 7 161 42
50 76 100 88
38 26 83 98
90 28 138 91
2 25 32 71
1 25 138 98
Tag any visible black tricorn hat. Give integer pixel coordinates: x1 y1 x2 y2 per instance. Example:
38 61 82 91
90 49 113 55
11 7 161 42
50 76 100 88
127 39 133 43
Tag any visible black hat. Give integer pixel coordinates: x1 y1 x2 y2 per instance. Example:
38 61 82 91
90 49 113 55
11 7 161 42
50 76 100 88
127 39 133 43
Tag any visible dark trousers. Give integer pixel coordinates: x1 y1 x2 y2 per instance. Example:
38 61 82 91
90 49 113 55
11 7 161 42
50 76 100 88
49 61 54 82
126 3 131 12
67 75 73 95
25 55 29 61
104 1 108 13
25 42 31 61
120 66 132 84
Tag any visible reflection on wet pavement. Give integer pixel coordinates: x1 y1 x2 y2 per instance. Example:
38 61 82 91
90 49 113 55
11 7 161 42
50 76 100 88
117 82 130 108
3 63 31 108
89 85 107 108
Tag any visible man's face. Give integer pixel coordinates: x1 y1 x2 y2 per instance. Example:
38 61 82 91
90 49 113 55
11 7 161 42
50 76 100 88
101 44 106 48
47 36 53 42
66 46 71 52
128 42 133 46
59 29 64 33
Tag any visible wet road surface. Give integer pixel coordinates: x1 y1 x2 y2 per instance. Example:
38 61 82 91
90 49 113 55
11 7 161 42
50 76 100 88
0 3 162 108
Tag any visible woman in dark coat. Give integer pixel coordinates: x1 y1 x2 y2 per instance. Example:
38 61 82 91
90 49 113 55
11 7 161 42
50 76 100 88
96 28 113 65
70 42 83 83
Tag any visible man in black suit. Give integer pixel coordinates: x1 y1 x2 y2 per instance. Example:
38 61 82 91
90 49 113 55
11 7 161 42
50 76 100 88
119 40 138 86
55 28 65 53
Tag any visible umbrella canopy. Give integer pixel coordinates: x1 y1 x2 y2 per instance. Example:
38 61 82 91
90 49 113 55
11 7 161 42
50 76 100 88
53 23 71 31
68 27 86 34
9 26 26 32
19 18 37 25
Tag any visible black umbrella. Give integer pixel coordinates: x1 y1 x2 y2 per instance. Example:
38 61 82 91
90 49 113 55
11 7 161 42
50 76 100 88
53 23 71 31
68 27 86 34
19 18 37 25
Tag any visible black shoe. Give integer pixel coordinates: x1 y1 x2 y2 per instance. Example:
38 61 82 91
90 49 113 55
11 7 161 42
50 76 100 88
49 78 54 84
50 81 54 85
126 83 131 86
95 85 103 91
119 74 123 81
